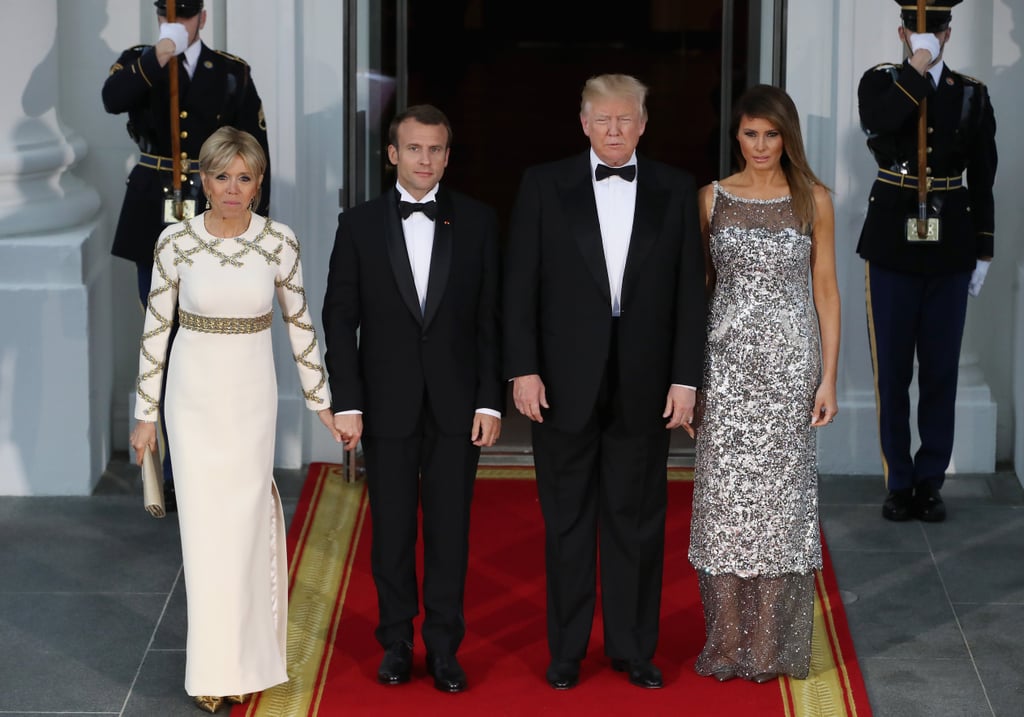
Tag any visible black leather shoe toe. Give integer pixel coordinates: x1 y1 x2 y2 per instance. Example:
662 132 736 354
377 641 412 685
426 653 467 693
882 489 913 521
913 484 947 522
545 660 580 690
611 659 663 689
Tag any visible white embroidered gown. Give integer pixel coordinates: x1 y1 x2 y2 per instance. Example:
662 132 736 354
135 213 330 696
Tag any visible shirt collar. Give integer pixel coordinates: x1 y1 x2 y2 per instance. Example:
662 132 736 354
589 148 638 177
927 60 945 87
395 182 439 205
183 40 202 75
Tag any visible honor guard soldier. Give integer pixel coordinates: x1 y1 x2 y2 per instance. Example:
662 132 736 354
857 0 997 523
103 0 271 510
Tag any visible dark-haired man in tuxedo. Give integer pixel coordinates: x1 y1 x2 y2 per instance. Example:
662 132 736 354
504 74 706 690
322 104 502 694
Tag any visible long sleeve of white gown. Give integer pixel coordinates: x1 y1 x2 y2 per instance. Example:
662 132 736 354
134 225 181 421
274 224 331 410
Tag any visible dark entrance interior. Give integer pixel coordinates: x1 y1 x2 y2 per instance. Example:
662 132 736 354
393 0 762 456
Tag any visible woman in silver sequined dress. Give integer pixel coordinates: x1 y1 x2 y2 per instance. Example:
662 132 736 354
688 85 840 684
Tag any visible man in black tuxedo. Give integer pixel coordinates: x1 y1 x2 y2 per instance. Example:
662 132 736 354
322 105 502 693
504 74 705 690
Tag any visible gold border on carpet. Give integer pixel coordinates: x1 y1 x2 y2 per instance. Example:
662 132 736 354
246 464 368 717
252 464 862 717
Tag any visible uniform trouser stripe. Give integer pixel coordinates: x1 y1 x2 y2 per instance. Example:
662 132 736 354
863 262 890 487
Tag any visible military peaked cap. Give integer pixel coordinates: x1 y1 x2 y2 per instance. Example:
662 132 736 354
895 1 964 33
154 0 204 19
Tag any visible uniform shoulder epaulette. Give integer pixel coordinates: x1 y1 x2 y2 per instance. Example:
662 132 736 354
870 62 901 71
954 71 985 86
128 44 152 53
213 49 251 67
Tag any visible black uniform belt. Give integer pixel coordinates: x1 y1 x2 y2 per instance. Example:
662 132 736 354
876 168 963 191
138 152 201 173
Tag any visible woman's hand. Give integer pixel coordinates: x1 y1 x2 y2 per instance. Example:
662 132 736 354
810 383 838 428
318 408 344 444
130 421 158 466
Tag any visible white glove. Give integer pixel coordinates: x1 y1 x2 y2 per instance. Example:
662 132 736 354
968 259 991 297
908 32 941 63
158 22 189 55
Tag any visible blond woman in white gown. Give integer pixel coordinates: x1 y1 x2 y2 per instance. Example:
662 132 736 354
130 127 340 713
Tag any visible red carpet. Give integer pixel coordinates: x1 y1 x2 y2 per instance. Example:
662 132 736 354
240 464 871 716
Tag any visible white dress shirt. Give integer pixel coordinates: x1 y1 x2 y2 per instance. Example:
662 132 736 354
396 183 438 313
182 40 201 79
590 148 637 317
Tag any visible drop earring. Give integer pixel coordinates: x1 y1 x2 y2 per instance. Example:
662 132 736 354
205 199 211 210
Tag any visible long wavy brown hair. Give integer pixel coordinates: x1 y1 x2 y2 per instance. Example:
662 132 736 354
730 85 829 233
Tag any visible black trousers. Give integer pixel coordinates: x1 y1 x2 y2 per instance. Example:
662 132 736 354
532 322 671 663
362 402 481 658
865 261 971 491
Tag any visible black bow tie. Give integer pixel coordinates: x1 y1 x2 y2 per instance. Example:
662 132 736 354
595 164 637 182
399 200 438 220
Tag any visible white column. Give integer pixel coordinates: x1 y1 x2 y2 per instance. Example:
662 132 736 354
786 0 997 474
226 0 347 467
0 1 107 494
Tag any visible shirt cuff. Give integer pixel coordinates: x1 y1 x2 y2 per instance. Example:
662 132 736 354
334 409 362 415
671 384 697 391
476 408 502 419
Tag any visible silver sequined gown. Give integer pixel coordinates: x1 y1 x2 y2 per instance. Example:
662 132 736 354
689 182 822 680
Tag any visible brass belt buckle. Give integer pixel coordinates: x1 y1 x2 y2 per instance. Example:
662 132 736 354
163 199 196 224
925 176 934 192
905 217 940 242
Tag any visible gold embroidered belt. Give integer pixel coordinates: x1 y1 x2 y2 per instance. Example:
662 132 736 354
876 168 963 191
179 309 273 334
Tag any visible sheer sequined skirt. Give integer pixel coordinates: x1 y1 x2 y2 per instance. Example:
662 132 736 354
694 570 814 680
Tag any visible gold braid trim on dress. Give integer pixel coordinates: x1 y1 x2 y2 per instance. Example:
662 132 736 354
179 309 274 334
136 228 187 417
276 234 327 405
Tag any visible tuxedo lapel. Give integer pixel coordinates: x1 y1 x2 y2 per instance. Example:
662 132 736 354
422 190 453 330
622 158 668 306
562 154 611 306
383 191 423 324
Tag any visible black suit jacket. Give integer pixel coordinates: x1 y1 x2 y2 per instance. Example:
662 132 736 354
504 152 706 434
103 42 271 263
322 187 503 438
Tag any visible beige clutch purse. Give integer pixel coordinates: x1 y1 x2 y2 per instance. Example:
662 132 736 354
142 446 166 518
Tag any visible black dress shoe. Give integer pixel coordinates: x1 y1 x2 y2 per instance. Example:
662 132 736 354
882 488 913 521
611 659 663 689
545 660 580 690
425 653 467 693
913 484 947 522
377 641 412 685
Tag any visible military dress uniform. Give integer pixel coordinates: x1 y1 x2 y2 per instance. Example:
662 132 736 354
103 41 271 300
857 53 997 519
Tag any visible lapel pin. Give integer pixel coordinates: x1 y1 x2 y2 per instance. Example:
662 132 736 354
945 77 954 86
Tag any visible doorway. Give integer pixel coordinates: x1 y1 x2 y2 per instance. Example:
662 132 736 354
349 0 782 460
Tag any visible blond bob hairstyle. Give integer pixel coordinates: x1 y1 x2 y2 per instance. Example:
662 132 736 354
580 73 648 121
198 126 267 210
